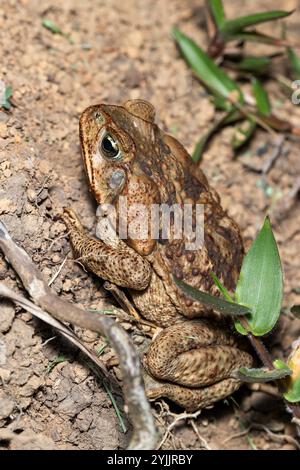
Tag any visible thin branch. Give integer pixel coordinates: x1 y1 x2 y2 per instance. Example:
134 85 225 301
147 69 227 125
0 220 158 450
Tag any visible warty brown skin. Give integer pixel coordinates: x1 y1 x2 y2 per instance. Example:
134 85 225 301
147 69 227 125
62 99 253 411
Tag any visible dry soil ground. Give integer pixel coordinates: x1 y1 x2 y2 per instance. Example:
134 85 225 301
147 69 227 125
0 0 300 450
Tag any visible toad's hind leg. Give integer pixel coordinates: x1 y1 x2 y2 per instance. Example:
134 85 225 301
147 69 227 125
143 320 253 411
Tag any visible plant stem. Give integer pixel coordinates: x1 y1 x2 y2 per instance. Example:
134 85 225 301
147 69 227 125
239 317 300 419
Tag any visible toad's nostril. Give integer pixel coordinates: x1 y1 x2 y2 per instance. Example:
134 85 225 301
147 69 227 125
109 169 125 189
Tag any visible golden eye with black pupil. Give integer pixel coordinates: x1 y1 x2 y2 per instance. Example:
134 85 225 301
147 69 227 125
100 133 122 160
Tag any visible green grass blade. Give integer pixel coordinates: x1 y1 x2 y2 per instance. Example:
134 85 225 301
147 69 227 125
252 79 271 116
192 110 239 163
235 217 283 336
231 118 257 150
209 0 226 28
174 277 251 317
288 48 300 78
227 31 287 47
221 10 294 35
173 27 244 104
234 366 292 383
103 381 128 433
42 19 62 34
210 272 233 301
235 56 271 73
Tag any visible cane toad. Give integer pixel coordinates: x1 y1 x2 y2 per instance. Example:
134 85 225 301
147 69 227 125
62 99 252 411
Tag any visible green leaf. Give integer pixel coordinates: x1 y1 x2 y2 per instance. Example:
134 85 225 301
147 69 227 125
221 10 294 35
174 277 251 317
234 366 292 383
235 217 283 336
209 0 226 28
235 56 271 73
252 79 271 116
42 19 62 34
210 272 233 301
46 356 67 374
231 118 257 150
284 376 300 403
288 48 300 78
228 31 288 47
173 28 244 104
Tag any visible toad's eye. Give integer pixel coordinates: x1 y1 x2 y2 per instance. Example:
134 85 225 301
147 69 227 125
100 133 122 160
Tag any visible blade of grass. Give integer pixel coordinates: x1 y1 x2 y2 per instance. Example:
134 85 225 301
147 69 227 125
227 31 295 47
174 277 251 317
252 78 272 116
173 27 244 104
221 10 294 35
235 56 271 73
192 109 241 162
103 380 128 433
209 0 226 28
288 48 300 78
233 366 292 383
232 118 257 150
210 272 234 301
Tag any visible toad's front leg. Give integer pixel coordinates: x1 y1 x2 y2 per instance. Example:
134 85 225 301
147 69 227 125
62 208 152 291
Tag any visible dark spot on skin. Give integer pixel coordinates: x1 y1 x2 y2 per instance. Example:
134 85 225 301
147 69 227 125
186 252 195 262
173 267 183 280
140 160 153 177
192 268 200 276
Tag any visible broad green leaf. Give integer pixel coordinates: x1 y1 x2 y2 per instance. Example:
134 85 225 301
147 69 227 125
252 79 271 116
210 272 234 301
236 56 271 73
192 110 240 163
235 217 283 336
234 366 292 383
209 0 226 28
174 277 251 317
221 10 294 35
42 19 62 34
231 118 256 150
288 48 300 78
173 28 244 104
